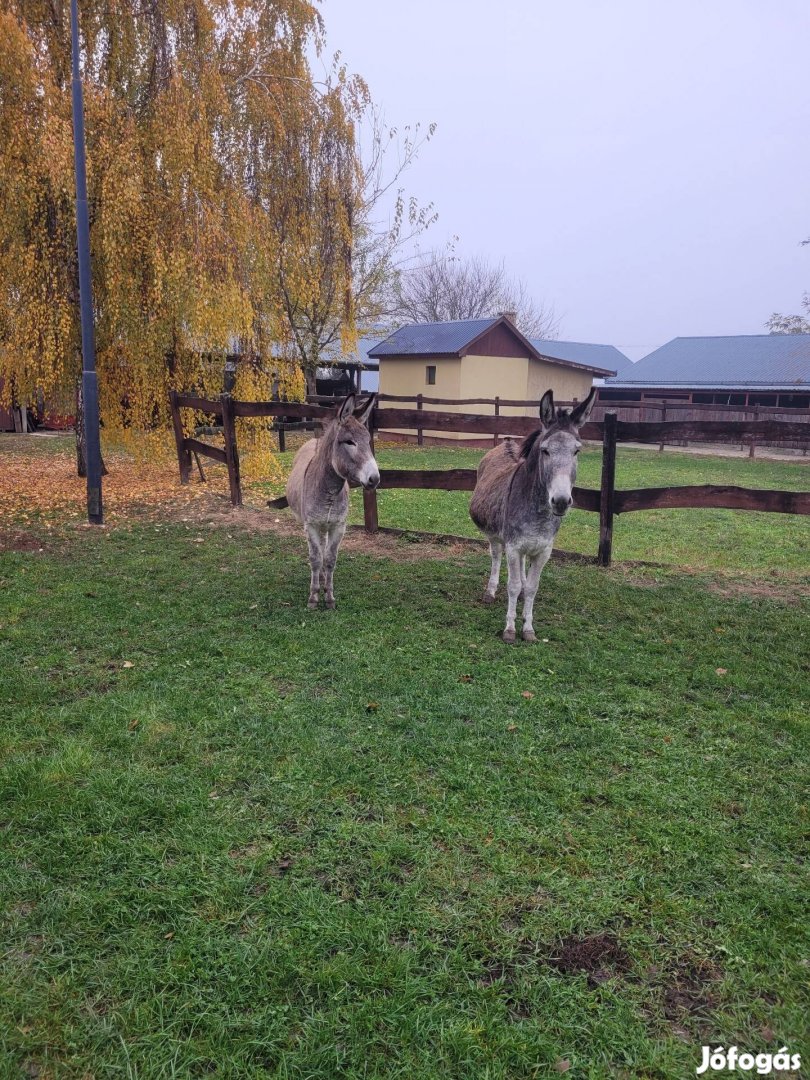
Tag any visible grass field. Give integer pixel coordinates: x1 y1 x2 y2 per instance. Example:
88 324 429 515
311 443 807 574
1 436 809 1078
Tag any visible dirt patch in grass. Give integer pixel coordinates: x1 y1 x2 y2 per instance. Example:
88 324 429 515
546 932 632 987
659 956 721 1022
477 960 509 987
706 577 810 603
0 531 46 553
612 566 667 589
179 501 483 564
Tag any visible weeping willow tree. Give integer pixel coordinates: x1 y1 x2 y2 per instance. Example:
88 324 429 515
0 0 366 469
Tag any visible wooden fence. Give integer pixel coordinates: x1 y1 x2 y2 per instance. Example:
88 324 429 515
168 391 810 566
367 393 810 453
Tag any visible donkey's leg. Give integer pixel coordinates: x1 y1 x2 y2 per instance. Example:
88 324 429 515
305 524 325 609
518 555 527 602
483 538 503 603
502 546 523 643
521 545 552 642
322 522 346 609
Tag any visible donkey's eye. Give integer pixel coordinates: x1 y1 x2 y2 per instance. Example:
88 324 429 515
541 447 550 456
342 439 356 447
574 447 581 455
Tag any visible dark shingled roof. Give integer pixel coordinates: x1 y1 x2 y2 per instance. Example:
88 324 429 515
368 318 618 375
531 338 627 373
606 335 810 390
368 319 497 357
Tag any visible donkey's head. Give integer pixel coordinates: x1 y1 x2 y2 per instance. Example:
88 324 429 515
521 387 596 516
328 393 380 490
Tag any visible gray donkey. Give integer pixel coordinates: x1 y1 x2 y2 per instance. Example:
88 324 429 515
284 393 379 609
469 387 596 642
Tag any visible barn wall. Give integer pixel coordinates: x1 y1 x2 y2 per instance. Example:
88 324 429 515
377 351 598 441
527 358 594 404
459 354 529 416
378 355 462 438
464 322 532 358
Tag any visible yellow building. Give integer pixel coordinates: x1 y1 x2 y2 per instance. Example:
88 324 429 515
368 316 621 442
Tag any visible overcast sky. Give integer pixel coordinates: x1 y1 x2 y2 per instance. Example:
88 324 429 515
318 0 809 359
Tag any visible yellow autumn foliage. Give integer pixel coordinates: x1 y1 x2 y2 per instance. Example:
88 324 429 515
0 0 365 465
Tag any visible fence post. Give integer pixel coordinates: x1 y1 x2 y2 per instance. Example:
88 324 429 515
363 405 379 533
417 393 424 447
169 389 192 484
221 393 242 507
658 405 666 452
749 404 759 458
278 424 286 452
493 396 500 447
598 411 618 567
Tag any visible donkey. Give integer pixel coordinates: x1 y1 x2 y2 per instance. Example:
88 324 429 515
469 387 596 642
284 393 379 609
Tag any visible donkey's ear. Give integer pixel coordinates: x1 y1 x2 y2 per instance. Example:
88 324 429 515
336 393 356 423
569 386 597 428
539 390 555 428
353 394 376 426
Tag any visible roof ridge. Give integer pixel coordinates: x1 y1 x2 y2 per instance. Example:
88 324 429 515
668 333 805 342
404 316 496 328
533 337 615 348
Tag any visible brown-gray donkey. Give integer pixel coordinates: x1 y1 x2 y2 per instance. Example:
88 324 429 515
285 393 379 609
469 387 596 642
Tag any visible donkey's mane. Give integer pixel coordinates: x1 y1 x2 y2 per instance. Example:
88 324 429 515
519 409 575 460
519 428 544 460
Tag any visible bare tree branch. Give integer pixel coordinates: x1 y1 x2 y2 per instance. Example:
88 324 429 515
389 253 559 339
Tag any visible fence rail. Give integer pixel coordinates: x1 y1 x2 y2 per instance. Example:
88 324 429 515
169 392 810 566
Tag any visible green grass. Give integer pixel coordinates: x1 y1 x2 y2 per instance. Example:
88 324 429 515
331 445 807 573
1 517 808 1078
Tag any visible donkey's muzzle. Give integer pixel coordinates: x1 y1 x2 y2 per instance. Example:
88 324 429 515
363 475 380 490
551 495 573 516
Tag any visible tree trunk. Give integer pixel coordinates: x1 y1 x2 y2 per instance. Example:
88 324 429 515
75 378 108 478
305 368 318 398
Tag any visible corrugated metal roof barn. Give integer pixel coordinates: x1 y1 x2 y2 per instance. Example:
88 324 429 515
606 335 810 391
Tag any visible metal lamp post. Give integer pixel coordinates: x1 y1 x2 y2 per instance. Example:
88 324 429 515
69 0 103 524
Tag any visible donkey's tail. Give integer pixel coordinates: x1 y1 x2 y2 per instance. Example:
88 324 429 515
267 496 289 510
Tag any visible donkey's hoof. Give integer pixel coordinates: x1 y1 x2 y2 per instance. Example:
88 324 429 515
325 597 336 609
307 597 319 610
481 592 496 605
522 628 537 643
502 628 516 644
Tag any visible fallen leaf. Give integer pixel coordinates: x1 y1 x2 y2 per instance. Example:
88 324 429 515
208 790 220 800
555 1060 571 1073
663 735 672 744
760 1025 776 1042
122 660 134 669
366 702 380 712
128 717 140 730
249 603 258 610
507 723 518 732
715 667 727 675
459 674 473 683
521 691 534 699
